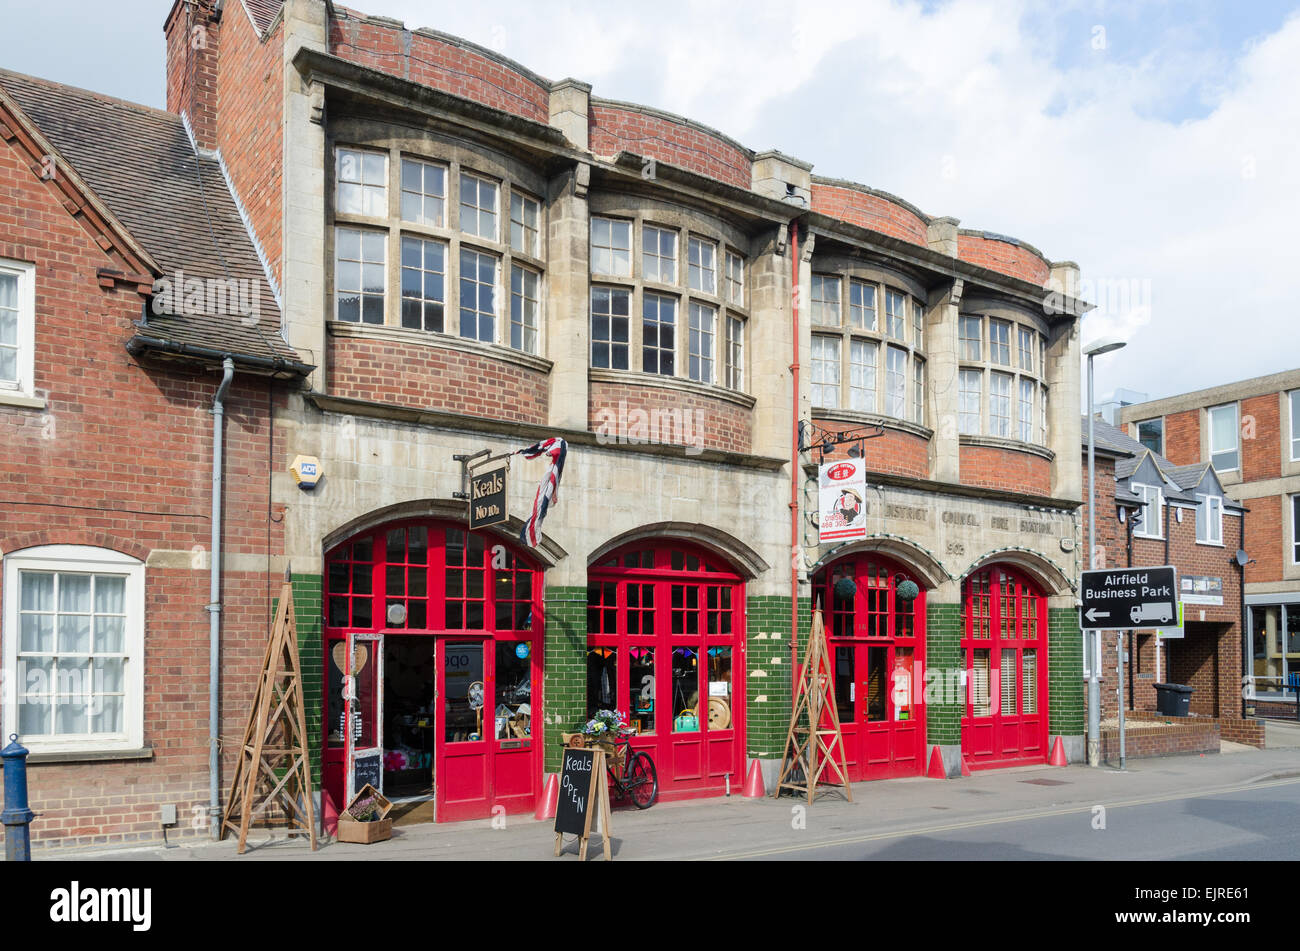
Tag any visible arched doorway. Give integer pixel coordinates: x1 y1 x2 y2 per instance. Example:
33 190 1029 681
812 553 926 780
586 542 744 800
322 519 543 822
961 564 1048 768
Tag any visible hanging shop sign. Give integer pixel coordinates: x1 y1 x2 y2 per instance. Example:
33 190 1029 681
818 457 867 543
469 465 508 530
1179 575 1223 606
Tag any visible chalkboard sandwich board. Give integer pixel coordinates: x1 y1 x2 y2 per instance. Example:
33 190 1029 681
338 782 393 844
554 747 612 860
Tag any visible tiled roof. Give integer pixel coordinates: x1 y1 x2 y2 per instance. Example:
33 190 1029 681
0 68 304 367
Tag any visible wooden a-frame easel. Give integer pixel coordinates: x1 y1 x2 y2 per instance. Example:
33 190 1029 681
220 570 319 854
773 608 853 803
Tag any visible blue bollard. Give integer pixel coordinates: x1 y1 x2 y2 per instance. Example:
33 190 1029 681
2 734 35 861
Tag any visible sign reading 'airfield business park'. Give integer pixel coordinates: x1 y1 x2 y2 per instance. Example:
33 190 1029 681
1080 566 1178 630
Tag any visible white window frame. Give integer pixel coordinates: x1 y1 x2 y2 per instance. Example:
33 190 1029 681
509 190 541 257
335 147 388 218
989 371 1012 437
958 368 982 435
725 314 745 391
1289 390 1300 462
0 259 36 397
642 225 677 284
400 157 447 228
334 227 386 325
687 301 717 384
1133 483 1164 539
591 217 632 277
725 250 744 306
811 334 841 408
458 246 499 343
509 263 540 354
2 546 145 755
1208 402 1240 472
688 237 717 295
1196 493 1223 546
459 172 500 242
1292 494 1300 565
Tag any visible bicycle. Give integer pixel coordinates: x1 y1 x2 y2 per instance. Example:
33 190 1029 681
605 728 658 809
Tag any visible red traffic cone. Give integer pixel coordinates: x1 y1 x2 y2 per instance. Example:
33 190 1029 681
926 746 947 779
1048 736 1068 767
742 760 766 798
960 756 972 777
534 772 559 820
322 789 339 838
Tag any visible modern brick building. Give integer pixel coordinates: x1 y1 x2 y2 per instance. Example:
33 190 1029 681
1 0 1097 849
1120 370 1300 714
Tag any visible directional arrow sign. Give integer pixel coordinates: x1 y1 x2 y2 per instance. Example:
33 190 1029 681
1080 566 1178 631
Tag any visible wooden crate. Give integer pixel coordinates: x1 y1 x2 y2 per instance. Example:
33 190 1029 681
336 816 393 844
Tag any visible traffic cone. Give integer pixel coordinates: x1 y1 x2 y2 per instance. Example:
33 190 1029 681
926 746 948 779
1048 736 1068 767
322 790 339 838
960 756 972 777
742 760 766 798
534 772 559 820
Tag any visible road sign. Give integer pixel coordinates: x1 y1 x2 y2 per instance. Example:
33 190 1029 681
1156 602 1186 640
1080 566 1178 630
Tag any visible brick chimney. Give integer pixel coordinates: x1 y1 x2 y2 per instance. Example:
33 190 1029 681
165 0 222 151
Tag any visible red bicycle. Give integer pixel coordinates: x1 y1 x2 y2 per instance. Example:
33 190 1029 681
606 729 658 809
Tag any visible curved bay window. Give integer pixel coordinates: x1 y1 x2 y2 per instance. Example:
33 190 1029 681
956 311 1048 445
813 553 926 780
586 542 745 799
323 519 543 822
961 565 1047 768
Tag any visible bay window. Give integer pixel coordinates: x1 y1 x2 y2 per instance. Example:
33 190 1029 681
958 311 1048 445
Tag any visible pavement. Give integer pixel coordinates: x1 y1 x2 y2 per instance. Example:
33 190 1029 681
43 743 1300 862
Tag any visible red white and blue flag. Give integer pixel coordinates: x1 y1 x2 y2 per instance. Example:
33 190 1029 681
517 437 567 547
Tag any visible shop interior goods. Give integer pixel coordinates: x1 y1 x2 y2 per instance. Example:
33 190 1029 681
221 572 319 854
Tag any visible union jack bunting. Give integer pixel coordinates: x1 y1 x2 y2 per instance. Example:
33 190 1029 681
517 437 567 547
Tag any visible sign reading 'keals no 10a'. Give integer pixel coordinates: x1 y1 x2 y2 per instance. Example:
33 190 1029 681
469 466 507 530
1080 566 1178 630
819 457 867 543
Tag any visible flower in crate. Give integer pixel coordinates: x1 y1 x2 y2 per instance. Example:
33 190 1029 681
582 709 623 737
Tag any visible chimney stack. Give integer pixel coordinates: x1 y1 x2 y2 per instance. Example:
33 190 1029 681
165 0 222 151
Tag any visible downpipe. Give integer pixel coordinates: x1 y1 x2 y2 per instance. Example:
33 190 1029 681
208 357 234 838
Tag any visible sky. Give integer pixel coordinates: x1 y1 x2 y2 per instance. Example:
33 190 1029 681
1 0 1297 402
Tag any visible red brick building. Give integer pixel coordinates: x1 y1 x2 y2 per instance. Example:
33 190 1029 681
1081 416 1262 750
1120 370 1300 715
0 69 310 849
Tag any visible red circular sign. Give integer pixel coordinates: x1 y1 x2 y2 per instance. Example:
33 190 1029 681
827 463 856 481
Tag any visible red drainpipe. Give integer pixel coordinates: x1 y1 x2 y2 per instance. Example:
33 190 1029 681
790 220 801 689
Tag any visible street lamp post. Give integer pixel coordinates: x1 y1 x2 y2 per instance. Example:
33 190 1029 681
1085 337 1126 768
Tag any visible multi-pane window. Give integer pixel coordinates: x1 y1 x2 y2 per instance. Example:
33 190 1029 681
510 192 541 257
400 236 446 332
849 339 877 412
959 369 982 435
1019 378 1035 442
725 315 745 391
590 286 630 370
885 346 907 418
849 280 876 330
1040 388 1049 445
688 302 716 383
1293 495 1300 564
335 228 386 324
459 172 499 241
509 265 539 354
642 293 676 375
1134 483 1163 538
989 319 1011 366
913 358 925 425
643 225 677 284
990 372 1012 437
4 547 143 753
959 316 982 361
885 290 906 340
1018 326 1035 372
1290 391 1300 461
1138 418 1164 456
688 237 717 294
725 251 744 305
400 158 446 227
458 247 497 342
812 275 840 325
1196 494 1223 545
336 148 387 217
0 264 29 390
811 335 841 408
1208 403 1239 472
913 302 924 350
591 217 632 277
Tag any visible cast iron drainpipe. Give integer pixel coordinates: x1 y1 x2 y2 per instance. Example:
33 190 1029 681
208 357 235 838
789 221 801 690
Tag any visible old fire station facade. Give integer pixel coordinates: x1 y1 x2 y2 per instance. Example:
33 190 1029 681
0 0 1095 848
